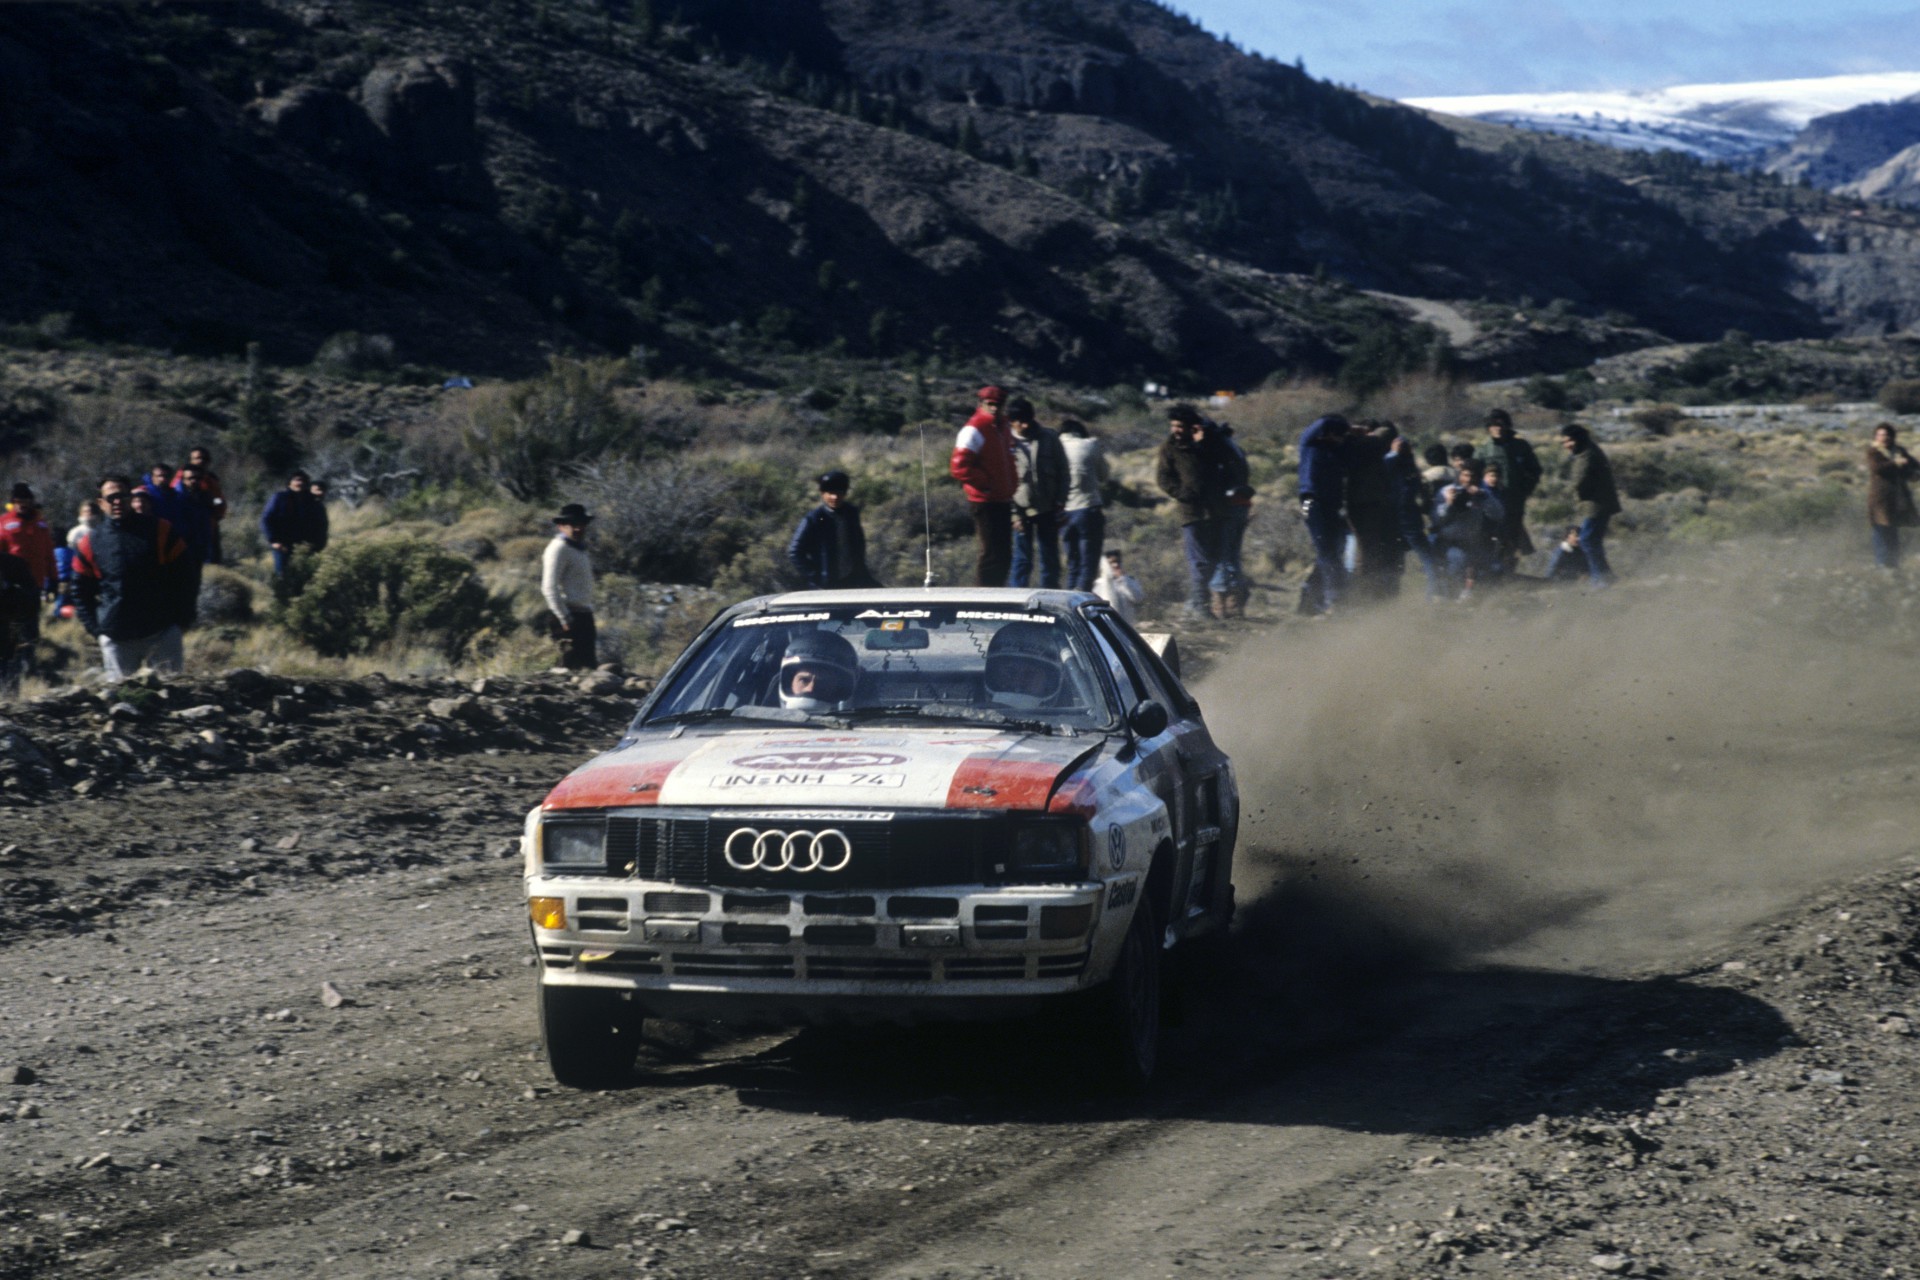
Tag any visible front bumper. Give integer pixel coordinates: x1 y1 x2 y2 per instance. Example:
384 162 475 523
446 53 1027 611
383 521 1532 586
529 876 1110 1022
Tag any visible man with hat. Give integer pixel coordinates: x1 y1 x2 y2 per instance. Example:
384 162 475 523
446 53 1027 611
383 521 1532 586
541 503 598 670
788 469 881 591
950 385 1018 586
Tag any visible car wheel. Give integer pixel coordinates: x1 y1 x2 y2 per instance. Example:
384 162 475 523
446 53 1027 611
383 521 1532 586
1095 903 1162 1092
539 982 640 1089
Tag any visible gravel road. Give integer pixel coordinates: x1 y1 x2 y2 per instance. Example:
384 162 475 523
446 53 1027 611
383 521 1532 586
2 604 1917 1279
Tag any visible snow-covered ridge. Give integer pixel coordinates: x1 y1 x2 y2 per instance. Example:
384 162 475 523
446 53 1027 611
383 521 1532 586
1406 72 1920 163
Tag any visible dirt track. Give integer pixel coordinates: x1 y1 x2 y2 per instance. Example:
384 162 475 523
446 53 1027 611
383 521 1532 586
4 591 1920 1279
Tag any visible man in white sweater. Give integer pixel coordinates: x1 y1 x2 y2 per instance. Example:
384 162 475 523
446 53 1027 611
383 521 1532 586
541 503 596 670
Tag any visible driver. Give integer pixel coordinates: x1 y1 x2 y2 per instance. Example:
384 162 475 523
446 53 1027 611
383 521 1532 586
983 621 1066 710
778 630 861 712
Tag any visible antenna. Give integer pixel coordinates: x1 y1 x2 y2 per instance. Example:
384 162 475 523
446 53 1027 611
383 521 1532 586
918 421 936 589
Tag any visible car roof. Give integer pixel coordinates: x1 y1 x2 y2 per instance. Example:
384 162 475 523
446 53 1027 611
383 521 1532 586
751 588 1100 609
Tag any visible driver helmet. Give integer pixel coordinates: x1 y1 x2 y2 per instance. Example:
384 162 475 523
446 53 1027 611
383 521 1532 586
779 630 860 712
984 622 1066 710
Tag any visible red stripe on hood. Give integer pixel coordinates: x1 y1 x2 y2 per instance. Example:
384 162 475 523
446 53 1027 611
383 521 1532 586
543 759 675 810
945 758 1065 811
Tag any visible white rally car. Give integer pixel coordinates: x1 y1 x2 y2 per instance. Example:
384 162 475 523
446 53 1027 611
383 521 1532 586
524 588 1238 1089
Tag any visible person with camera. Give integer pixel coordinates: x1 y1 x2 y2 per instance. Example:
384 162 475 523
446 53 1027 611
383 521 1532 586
1431 460 1505 599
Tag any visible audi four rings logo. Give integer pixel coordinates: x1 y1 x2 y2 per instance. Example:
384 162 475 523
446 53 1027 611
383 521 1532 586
724 827 854 873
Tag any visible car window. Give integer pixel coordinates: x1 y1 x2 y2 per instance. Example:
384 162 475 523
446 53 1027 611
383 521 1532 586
1089 613 1171 710
640 604 1120 731
1081 614 1142 713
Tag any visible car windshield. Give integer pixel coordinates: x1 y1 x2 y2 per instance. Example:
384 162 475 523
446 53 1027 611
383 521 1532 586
640 604 1117 732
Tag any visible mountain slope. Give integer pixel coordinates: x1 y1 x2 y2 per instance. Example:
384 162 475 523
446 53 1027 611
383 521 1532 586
0 0 1910 386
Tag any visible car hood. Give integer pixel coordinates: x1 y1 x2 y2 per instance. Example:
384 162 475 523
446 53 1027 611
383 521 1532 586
542 727 1102 813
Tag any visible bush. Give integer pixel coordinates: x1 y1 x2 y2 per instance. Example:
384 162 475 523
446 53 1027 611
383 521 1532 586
313 331 398 378
1877 379 1920 415
197 566 256 624
1631 404 1689 437
461 357 645 500
566 457 741 582
277 537 508 659
1610 450 1739 500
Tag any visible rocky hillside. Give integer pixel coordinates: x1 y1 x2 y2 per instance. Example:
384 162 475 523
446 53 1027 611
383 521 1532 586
1766 94 1920 198
3 0 1918 387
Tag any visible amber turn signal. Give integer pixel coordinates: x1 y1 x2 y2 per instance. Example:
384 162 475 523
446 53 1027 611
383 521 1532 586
529 897 568 930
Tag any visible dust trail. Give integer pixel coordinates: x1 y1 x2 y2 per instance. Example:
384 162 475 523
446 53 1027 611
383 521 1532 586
1195 549 1920 976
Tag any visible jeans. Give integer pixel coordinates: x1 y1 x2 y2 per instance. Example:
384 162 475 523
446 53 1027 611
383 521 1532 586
1182 521 1219 612
1397 510 1443 598
271 546 292 578
970 503 1013 586
100 626 183 682
1209 505 1251 595
1061 508 1105 592
1303 503 1347 613
1577 514 1614 585
1009 511 1062 588
1872 523 1902 568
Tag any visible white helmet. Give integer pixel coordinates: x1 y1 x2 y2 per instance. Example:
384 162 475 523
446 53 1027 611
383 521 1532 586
779 631 860 713
984 622 1065 711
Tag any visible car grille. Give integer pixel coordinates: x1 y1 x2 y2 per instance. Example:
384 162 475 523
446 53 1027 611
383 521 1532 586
596 812 1018 889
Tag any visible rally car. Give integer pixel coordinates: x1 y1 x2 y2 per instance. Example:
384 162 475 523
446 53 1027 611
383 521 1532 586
524 588 1238 1089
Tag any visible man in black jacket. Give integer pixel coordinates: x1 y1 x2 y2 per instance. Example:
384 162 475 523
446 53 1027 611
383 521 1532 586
73 476 193 680
787 470 881 590
1156 403 1227 618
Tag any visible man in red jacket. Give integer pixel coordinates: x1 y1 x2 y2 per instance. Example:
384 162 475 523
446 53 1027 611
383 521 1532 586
949 385 1018 586
0 483 56 665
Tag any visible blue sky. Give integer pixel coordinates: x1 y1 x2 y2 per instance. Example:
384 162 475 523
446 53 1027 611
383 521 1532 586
1175 1 1920 98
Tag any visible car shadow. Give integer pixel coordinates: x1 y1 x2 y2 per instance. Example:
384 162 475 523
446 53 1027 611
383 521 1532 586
628 866 1792 1136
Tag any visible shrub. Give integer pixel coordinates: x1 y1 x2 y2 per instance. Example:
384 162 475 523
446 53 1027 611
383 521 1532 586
461 357 643 500
566 457 740 582
313 331 398 378
197 566 256 624
1610 450 1739 500
277 536 508 659
1877 379 1920 415
1631 404 1689 437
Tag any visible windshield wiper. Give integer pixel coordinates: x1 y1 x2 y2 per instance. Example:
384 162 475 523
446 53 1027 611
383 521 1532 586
911 703 1073 736
646 706 844 728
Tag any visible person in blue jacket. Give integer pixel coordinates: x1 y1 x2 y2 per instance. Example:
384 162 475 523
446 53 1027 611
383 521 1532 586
787 470 881 590
1296 414 1353 615
260 471 328 577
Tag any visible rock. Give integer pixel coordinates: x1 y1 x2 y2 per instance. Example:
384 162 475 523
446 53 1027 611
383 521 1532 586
80 1152 114 1170
444 1190 479 1201
197 729 227 759
655 1218 690 1233
174 704 223 721
1719 960 1747 971
262 1008 296 1023
1876 1015 1913 1035
107 702 142 720
428 697 473 719
576 673 622 696
1806 1068 1849 1085
16 1102 39 1119
238 838 260 853
9 1064 36 1085
269 696 301 721
561 1229 590 1247
320 981 350 1009
1590 1253 1630 1273
275 833 301 851
71 779 96 796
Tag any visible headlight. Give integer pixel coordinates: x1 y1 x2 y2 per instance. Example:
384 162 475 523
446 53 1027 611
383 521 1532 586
540 819 606 870
1007 823 1087 880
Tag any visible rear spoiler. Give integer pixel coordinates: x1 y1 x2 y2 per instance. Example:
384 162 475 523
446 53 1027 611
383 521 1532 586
1139 632 1180 678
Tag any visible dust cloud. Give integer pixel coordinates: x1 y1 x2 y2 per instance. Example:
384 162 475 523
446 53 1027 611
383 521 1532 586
1196 551 1920 977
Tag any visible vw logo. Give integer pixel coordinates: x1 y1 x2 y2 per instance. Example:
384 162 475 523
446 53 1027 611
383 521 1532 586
723 827 853 873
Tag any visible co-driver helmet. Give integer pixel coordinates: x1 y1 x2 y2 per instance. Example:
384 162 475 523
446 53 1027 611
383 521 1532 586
984 621 1065 710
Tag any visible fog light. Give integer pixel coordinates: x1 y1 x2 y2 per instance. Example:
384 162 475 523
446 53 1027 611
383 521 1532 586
1039 904 1093 939
530 897 568 930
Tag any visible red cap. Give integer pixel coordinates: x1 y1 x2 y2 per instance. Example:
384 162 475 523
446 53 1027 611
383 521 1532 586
977 385 1005 402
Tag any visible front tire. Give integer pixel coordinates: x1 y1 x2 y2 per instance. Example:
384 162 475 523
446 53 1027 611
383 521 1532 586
1094 903 1162 1091
539 982 640 1089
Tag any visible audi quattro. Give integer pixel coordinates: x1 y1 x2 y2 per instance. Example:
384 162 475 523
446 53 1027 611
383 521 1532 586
525 588 1238 1089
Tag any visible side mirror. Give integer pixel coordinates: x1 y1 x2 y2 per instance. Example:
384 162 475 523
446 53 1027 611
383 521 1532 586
1127 699 1169 739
